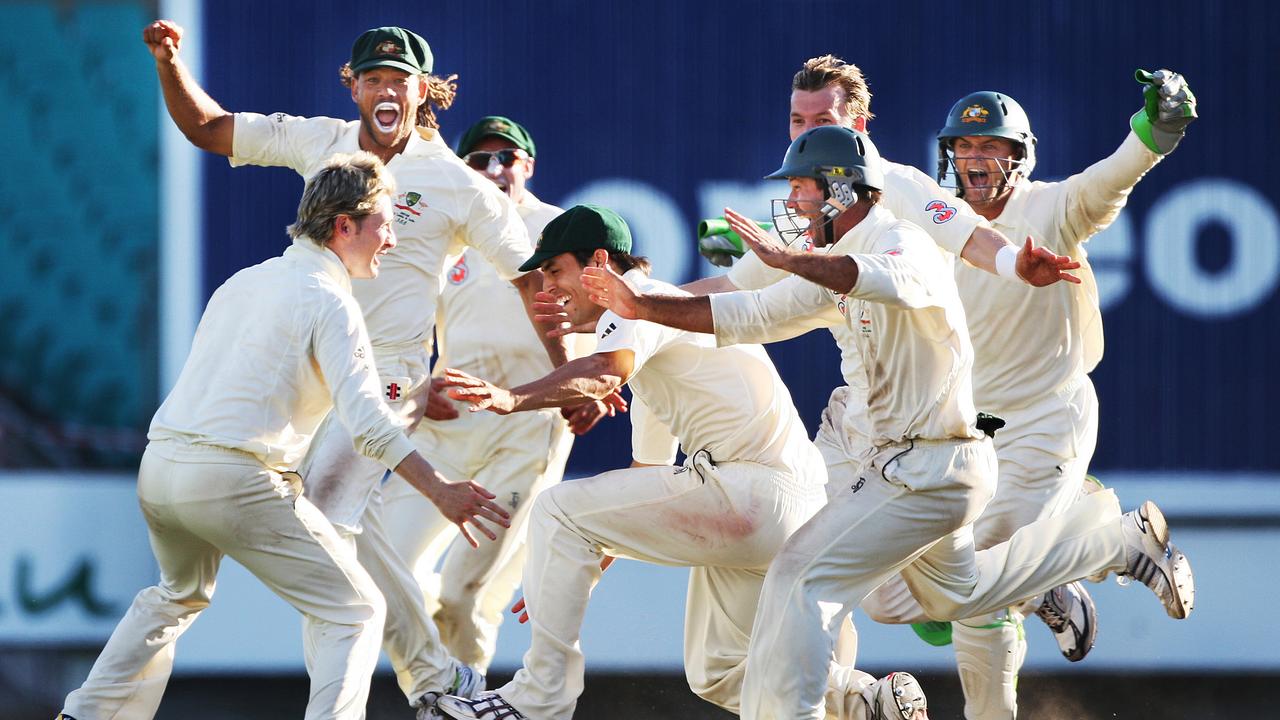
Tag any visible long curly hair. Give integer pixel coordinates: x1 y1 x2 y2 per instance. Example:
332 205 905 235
338 63 459 129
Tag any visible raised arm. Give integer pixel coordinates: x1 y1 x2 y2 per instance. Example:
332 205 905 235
144 20 234 156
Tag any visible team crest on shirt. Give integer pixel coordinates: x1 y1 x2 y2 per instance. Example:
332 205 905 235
960 104 990 123
394 190 425 225
448 256 469 285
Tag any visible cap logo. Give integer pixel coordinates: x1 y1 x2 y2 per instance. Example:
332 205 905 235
377 40 403 55
961 104 990 123
535 231 544 250
487 120 511 132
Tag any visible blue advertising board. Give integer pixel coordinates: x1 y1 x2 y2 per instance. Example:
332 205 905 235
200 0 1278 476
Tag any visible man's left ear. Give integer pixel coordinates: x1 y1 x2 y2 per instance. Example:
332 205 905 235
593 248 610 267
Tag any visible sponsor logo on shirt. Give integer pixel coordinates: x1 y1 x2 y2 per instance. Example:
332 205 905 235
385 382 401 401
448 256 469 285
599 322 617 339
270 112 287 123
925 200 957 224
858 306 871 334
883 248 903 256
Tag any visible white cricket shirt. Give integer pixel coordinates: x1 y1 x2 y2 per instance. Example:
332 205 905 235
712 205 981 445
434 191 564 387
593 272 811 468
230 113 532 349
725 159 984 444
148 239 417 472
957 132 1162 411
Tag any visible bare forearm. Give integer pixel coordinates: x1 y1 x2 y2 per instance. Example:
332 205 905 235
393 452 445 500
958 225 1015 275
776 253 860 294
509 355 624 410
634 294 715 333
156 55 234 156
516 272 572 366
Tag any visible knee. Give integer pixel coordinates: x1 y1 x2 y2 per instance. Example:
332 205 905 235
915 593 964 621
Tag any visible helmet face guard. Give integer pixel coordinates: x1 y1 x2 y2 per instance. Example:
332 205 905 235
937 148 1031 203
936 91 1037 201
765 127 884 246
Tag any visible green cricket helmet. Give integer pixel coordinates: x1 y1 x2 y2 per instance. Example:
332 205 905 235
765 126 884 245
937 91 1036 197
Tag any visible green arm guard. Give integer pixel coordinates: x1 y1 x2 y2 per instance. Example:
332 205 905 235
1130 68 1197 155
697 218 773 268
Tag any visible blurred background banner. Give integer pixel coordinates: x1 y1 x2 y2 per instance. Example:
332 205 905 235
0 0 1275 683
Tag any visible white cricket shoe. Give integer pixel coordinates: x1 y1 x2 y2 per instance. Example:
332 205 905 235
437 690 527 720
1121 500 1195 619
869 671 929 720
416 663 487 720
1034 581 1098 662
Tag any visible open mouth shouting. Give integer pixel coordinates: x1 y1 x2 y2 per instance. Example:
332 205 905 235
373 101 401 134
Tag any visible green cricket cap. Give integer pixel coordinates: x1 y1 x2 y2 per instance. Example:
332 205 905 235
350 27 433 75
456 116 537 158
519 205 632 272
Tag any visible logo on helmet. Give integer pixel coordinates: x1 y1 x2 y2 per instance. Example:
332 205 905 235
961 104 990 123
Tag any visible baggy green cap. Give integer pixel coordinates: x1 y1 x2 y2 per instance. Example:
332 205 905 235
456 116 537 158
350 27 433 75
519 205 632 272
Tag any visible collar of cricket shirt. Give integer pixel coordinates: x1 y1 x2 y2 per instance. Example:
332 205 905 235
828 203 896 255
286 237 353 293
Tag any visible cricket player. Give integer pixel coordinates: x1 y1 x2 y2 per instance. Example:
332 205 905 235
144 21 568 715
380 116 600 673
655 54 1089 672
430 205 918 720
581 126 1194 720
56 154 510 720
855 71 1199 719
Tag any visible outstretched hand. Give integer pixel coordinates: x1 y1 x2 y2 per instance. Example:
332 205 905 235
581 265 643 319
532 291 596 338
725 207 795 268
561 390 628 435
439 368 517 414
428 477 511 548
143 20 183 62
1015 237 1081 286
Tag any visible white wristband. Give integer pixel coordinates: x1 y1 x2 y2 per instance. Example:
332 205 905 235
995 244 1021 282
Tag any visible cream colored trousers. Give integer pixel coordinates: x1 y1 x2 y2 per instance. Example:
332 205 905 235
63 442 385 720
740 437 1128 720
498 445 828 720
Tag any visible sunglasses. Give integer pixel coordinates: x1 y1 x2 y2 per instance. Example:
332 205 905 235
463 148 528 171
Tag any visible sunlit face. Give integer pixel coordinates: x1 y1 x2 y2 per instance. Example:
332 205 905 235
540 252 606 326
951 135 1019 205
790 85 859 140
351 67 424 151
340 195 396 279
785 176 827 224
465 135 534 202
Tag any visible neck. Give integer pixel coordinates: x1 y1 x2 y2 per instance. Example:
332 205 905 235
967 193 1010 222
358 129 410 165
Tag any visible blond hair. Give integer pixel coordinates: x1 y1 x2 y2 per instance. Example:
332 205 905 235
288 152 396 246
338 63 459 129
792 55 875 122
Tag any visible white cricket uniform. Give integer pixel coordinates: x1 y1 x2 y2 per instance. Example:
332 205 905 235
708 206 1132 720
381 191 573 673
728 160 984 488
229 113 533 702
495 271 828 720
63 239 417 720
861 133 1165 720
